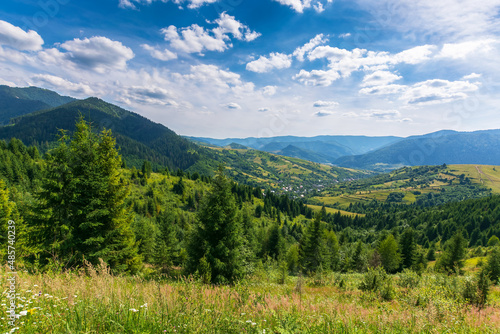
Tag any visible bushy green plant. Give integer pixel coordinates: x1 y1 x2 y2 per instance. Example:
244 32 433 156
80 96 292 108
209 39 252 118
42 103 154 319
359 266 387 292
397 269 420 289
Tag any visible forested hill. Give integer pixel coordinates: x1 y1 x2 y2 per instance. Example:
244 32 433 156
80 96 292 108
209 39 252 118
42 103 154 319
0 97 204 171
0 85 75 125
335 130 500 170
0 87 376 189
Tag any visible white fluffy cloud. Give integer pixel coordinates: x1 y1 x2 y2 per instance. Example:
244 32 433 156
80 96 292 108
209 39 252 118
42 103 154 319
119 0 217 10
0 20 44 51
359 84 406 95
402 79 480 105
31 74 94 96
295 44 435 86
246 53 292 73
141 44 177 61
272 0 332 13
223 102 242 109
213 13 261 42
462 73 482 80
293 68 340 86
360 76 481 106
161 12 259 54
314 110 335 117
119 85 178 106
162 25 226 54
313 100 338 107
41 37 135 73
438 39 497 59
293 34 328 61
261 86 277 96
178 64 244 91
362 71 402 87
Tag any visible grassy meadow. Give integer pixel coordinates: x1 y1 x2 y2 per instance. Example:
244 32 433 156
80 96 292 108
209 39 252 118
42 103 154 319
2 262 499 334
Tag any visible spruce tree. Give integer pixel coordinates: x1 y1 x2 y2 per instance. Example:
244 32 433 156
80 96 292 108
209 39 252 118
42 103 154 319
437 232 467 274
31 118 141 273
486 246 500 284
399 228 417 269
378 234 401 273
324 230 340 271
141 160 152 179
154 208 179 272
300 213 326 273
187 165 247 284
30 133 75 265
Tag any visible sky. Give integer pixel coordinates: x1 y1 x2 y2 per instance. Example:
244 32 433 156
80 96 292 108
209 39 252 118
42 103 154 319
0 0 499 138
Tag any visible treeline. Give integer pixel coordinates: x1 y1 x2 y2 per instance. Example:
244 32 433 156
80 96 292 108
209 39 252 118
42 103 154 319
323 196 500 248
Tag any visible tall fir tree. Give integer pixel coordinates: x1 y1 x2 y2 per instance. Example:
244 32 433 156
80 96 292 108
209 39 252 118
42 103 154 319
437 231 468 274
378 234 401 273
31 118 142 273
399 228 417 270
154 208 179 272
187 165 247 284
486 246 500 284
300 213 326 273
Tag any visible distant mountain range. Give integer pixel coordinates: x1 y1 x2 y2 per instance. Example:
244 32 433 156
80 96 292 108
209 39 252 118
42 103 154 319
189 129 500 171
335 129 500 170
0 85 499 173
187 135 401 164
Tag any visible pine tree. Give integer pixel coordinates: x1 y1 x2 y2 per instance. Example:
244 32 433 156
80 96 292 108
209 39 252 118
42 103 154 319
30 132 75 265
31 118 142 273
187 165 247 284
399 228 417 270
437 232 467 274
486 246 500 284
141 160 152 179
324 230 340 271
352 240 365 272
378 234 401 273
154 209 178 272
300 213 326 273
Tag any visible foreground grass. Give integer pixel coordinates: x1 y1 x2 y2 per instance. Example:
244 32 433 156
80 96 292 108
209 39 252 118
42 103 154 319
1 265 499 333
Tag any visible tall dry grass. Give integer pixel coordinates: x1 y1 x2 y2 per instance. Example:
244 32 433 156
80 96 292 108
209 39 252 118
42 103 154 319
1 263 499 333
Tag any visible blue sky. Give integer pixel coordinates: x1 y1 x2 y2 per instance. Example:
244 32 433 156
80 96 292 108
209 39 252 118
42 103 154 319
0 0 499 138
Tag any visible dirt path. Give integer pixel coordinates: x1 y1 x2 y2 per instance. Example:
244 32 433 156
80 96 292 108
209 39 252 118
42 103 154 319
476 165 495 183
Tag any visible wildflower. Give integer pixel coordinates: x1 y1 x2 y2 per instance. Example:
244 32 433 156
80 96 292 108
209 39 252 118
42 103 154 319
129 308 139 312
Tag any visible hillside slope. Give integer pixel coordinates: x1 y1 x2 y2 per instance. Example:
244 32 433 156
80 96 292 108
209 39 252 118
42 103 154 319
0 85 75 124
0 97 203 171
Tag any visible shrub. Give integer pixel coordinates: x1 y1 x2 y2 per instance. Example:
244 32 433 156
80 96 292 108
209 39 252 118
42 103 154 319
359 266 387 292
397 269 420 289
